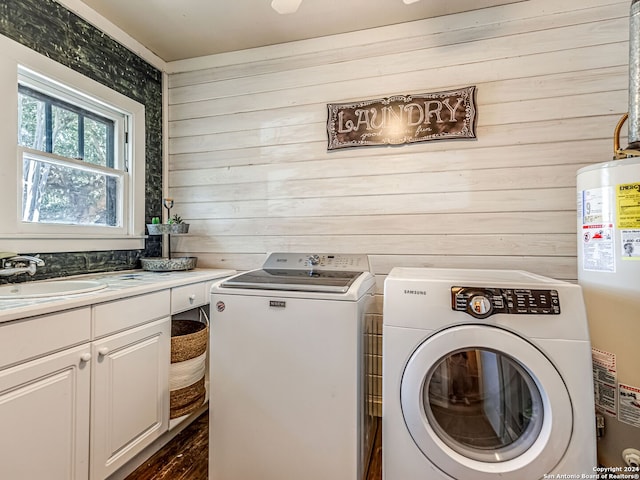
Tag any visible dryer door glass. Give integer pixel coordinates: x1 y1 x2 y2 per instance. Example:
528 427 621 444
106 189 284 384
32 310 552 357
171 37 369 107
401 325 573 479
423 348 544 463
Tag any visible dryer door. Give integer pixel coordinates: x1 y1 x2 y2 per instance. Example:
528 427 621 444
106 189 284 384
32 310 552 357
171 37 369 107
401 324 572 480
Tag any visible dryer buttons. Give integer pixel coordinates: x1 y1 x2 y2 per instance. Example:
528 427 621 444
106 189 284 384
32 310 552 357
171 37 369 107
469 295 492 317
451 288 496 319
452 287 561 317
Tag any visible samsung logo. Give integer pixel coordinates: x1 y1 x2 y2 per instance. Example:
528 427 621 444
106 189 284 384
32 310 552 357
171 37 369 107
276 258 288 262
404 289 427 296
270 300 286 308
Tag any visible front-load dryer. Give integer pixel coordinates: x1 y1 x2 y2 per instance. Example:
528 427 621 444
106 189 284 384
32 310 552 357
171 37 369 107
382 267 596 480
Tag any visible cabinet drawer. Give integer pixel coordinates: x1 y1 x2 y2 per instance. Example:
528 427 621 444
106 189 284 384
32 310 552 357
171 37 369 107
0 307 91 369
171 282 207 314
93 290 170 338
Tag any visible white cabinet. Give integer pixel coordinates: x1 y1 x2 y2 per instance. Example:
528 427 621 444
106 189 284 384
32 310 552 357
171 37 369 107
0 307 92 480
90 290 171 480
0 272 228 480
90 317 170 480
0 344 91 480
0 291 171 480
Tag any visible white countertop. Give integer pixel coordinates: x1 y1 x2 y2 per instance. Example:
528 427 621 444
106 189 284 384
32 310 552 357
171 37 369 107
0 268 236 323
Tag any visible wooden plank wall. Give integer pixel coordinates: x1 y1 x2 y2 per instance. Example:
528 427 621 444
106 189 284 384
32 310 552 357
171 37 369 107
167 0 630 414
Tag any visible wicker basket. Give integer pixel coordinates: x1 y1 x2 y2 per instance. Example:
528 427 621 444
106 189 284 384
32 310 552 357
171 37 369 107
171 320 208 363
170 377 206 419
170 318 209 419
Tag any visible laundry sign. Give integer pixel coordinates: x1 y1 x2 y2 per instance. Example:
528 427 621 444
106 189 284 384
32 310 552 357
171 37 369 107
326 86 477 150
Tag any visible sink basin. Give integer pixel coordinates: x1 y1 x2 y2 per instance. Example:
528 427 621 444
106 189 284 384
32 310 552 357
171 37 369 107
0 280 107 299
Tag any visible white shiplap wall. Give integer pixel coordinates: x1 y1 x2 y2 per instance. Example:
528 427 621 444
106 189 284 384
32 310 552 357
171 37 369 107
167 0 630 413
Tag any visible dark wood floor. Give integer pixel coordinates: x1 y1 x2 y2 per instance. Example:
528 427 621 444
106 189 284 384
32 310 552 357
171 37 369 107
125 412 209 480
125 409 382 480
366 417 383 480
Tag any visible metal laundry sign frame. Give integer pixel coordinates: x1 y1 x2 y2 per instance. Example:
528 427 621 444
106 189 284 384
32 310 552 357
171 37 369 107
326 86 477 150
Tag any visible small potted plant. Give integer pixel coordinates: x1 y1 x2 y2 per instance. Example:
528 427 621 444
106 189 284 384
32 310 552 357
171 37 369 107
146 198 190 235
167 213 190 234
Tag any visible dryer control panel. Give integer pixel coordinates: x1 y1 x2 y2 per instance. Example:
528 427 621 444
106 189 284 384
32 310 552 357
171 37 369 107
451 287 560 319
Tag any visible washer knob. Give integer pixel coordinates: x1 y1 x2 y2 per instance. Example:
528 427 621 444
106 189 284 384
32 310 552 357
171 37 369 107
308 254 320 266
469 295 492 317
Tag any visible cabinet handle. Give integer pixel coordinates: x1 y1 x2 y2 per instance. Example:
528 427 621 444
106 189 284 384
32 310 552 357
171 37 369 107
80 352 92 362
189 294 196 303
98 347 110 357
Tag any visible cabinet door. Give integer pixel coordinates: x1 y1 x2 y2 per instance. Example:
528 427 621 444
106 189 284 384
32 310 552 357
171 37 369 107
90 317 170 480
0 345 91 480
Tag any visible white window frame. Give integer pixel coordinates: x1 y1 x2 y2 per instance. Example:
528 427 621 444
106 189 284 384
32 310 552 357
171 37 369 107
0 34 146 253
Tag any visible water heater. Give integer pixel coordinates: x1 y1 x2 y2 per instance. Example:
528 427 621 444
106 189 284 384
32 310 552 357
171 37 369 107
577 157 640 468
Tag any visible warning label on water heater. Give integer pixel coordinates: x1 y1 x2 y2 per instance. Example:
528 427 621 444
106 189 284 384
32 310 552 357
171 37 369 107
621 230 640 260
618 383 640 428
593 347 617 417
617 183 640 229
582 224 615 272
579 188 616 272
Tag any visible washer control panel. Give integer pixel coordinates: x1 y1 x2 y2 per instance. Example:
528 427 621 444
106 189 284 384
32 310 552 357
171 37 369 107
262 253 370 271
451 286 560 319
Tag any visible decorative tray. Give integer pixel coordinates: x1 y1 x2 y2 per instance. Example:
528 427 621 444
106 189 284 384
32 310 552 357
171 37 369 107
140 256 197 271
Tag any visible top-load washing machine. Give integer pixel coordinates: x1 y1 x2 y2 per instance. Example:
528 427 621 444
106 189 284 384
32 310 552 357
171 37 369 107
383 267 596 480
209 253 375 480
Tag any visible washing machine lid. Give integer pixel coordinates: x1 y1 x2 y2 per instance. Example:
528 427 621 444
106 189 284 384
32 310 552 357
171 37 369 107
400 324 573 480
220 253 371 294
220 268 364 293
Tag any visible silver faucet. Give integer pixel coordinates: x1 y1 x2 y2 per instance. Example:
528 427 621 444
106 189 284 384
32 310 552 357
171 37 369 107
0 255 45 277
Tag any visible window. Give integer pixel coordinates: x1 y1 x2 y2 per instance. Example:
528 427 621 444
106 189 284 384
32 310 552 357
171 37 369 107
18 69 126 229
0 36 146 253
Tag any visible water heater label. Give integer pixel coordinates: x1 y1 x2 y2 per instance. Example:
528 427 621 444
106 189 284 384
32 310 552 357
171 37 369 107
616 183 640 229
592 347 617 418
618 383 640 428
579 187 616 272
621 229 640 259
581 223 615 272
581 187 613 224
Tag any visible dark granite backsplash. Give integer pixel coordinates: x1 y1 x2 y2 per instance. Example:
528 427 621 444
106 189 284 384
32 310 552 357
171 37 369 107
25 251 142 280
0 0 163 283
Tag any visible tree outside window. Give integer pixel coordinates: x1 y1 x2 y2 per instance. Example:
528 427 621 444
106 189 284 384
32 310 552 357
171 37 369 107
18 84 121 227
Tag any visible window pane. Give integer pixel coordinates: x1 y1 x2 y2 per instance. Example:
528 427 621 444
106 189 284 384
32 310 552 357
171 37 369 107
52 105 79 159
22 155 120 227
17 72 129 236
18 92 46 150
84 117 109 166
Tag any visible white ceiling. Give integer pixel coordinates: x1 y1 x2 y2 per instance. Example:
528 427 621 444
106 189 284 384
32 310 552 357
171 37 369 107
77 0 524 62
